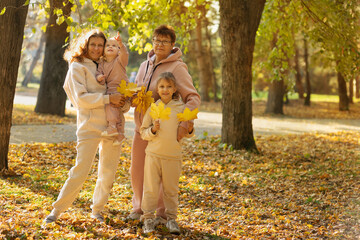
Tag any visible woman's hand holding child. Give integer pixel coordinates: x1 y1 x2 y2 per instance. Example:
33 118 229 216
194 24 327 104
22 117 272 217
110 93 122 105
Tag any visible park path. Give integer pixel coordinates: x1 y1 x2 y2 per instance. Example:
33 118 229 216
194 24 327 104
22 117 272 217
10 94 360 144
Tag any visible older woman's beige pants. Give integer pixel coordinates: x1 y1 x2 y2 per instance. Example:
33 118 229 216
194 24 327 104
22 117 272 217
52 137 120 214
141 154 182 220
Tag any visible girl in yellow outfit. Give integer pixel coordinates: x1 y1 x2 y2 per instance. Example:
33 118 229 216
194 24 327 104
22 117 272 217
140 72 194 234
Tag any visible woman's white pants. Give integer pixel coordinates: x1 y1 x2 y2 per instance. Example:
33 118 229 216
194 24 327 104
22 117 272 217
52 137 120 214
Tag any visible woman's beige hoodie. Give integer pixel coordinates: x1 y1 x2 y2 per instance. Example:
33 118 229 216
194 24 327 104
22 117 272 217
134 48 201 132
63 58 110 139
140 99 193 160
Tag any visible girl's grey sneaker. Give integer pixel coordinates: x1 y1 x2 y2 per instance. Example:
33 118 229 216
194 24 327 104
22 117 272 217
143 218 156 234
166 219 180 234
127 211 142 220
154 216 167 225
91 213 104 223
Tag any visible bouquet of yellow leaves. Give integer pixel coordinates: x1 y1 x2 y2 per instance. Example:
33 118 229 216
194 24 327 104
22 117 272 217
132 86 154 113
150 102 171 120
177 107 199 121
117 80 142 98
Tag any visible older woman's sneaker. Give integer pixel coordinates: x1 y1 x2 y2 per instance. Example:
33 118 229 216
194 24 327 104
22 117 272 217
127 211 142 220
143 218 156 234
166 219 180 234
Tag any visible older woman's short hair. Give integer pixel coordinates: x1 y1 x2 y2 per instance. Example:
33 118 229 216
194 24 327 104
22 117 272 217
153 25 176 43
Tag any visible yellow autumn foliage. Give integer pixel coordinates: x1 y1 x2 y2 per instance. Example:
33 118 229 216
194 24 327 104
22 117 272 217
149 102 171 120
177 107 199 121
2 131 360 239
116 80 142 98
132 86 154 113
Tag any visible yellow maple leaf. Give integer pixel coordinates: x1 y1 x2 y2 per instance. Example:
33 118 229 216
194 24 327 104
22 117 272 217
177 107 199 121
150 102 171 120
127 82 142 92
116 80 128 95
117 80 142 98
132 86 154 113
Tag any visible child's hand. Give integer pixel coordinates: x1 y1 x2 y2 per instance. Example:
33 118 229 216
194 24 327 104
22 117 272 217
97 74 105 83
151 120 160 134
114 32 122 43
109 93 122 105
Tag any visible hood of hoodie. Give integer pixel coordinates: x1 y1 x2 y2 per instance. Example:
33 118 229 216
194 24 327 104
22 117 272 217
147 47 183 65
155 98 184 109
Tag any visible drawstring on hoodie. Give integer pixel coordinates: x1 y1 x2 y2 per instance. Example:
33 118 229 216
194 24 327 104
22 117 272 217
143 61 162 92
143 49 177 92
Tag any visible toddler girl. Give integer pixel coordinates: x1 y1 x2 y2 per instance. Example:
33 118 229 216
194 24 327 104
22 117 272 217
96 33 130 145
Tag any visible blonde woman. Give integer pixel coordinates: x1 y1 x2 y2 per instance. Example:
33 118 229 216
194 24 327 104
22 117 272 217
44 29 126 224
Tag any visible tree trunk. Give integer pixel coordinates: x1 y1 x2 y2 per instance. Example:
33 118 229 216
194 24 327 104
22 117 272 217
265 33 285 114
35 0 72 116
22 33 45 87
0 0 28 171
304 38 311 106
337 72 349 111
204 17 219 102
294 41 304 99
265 79 285 114
349 79 353 104
219 0 265 151
194 11 211 102
356 76 360 99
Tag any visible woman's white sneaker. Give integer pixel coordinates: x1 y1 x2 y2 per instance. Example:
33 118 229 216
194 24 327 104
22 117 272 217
43 209 60 224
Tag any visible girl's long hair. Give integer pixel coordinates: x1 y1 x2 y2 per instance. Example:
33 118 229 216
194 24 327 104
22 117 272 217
156 72 180 100
64 29 106 63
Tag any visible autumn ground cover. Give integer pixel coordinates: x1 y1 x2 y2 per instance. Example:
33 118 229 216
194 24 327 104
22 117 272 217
1 132 359 239
1 101 359 239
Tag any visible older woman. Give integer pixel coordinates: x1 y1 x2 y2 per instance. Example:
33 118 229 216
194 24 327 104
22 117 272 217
129 25 201 224
44 29 128 224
